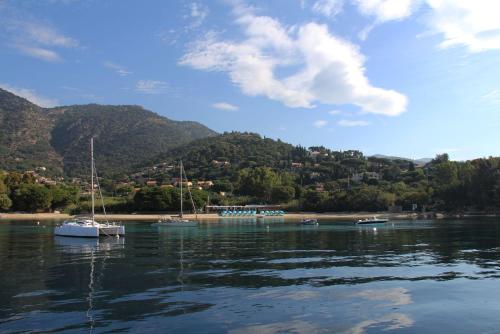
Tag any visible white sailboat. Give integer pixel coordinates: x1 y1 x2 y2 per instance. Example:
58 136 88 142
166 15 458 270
153 161 198 227
54 138 125 238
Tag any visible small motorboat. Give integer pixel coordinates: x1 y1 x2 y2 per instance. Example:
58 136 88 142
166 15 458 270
356 217 389 225
300 218 318 225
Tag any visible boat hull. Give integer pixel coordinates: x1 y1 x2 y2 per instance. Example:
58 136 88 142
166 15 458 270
152 220 198 227
99 225 125 236
356 219 388 225
54 222 125 238
54 224 100 238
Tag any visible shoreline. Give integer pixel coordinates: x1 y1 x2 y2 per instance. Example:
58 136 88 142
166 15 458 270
0 211 474 222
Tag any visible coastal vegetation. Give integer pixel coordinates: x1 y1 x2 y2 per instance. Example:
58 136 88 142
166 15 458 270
2 89 500 214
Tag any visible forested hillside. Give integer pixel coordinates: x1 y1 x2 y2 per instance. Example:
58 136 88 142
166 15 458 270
0 88 216 176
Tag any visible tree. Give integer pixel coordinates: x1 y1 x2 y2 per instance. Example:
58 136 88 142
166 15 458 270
237 167 281 200
271 186 295 203
50 185 79 210
0 178 7 194
133 186 180 211
13 184 52 212
0 193 12 211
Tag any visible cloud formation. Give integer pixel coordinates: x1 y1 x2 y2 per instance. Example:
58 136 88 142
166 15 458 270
212 102 239 111
187 2 209 29
312 0 344 18
311 0 500 53
104 61 132 76
314 120 328 128
338 119 370 126
0 83 58 107
180 4 407 116
7 19 79 62
425 0 500 52
135 80 168 94
353 0 420 23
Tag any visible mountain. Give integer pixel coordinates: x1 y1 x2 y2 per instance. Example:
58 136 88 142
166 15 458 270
0 89 61 173
0 88 216 176
371 154 432 165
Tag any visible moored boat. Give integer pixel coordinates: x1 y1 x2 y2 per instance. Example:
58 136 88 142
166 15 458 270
54 138 125 238
151 161 198 228
356 217 389 225
300 218 318 225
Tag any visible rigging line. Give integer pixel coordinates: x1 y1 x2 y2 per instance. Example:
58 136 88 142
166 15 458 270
93 162 109 224
182 163 197 217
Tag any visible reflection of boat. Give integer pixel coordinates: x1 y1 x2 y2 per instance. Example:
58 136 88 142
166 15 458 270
300 218 318 225
152 161 198 228
54 236 125 332
356 217 389 225
54 235 125 254
54 138 125 238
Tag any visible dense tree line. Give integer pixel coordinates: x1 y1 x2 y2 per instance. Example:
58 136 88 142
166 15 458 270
5 143 500 214
0 172 79 212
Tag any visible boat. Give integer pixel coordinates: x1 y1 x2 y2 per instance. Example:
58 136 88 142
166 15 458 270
300 218 318 225
54 138 125 238
152 161 198 227
356 216 389 225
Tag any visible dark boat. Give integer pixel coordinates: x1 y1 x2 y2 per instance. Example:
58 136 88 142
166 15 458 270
300 218 318 225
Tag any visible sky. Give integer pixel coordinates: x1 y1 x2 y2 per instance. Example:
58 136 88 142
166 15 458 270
1 0 500 161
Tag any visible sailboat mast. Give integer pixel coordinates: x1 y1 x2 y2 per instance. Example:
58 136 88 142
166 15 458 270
180 160 183 218
91 137 95 224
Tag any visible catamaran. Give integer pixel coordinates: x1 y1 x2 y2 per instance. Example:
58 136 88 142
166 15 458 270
54 138 125 238
152 161 198 227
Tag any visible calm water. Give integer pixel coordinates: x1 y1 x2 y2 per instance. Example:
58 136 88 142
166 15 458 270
2 219 500 333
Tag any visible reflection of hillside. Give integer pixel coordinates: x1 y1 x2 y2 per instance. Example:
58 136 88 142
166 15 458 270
5 219 500 332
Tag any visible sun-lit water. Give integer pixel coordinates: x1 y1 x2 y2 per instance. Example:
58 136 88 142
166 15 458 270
2 219 500 333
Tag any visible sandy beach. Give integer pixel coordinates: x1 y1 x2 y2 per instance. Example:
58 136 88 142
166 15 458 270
0 212 430 222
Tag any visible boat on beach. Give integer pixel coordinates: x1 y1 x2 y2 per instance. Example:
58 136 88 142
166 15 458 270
54 138 125 238
356 217 389 225
152 161 198 227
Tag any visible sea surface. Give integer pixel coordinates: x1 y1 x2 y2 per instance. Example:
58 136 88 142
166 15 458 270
2 218 500 333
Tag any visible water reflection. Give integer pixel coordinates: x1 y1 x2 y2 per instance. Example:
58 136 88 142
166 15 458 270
348 313 414 334
3 219 500 333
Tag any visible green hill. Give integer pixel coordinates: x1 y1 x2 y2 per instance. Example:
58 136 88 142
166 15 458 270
0 88 216 176
148 132 300 179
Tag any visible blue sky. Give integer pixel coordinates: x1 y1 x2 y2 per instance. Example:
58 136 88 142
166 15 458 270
1 0 500 160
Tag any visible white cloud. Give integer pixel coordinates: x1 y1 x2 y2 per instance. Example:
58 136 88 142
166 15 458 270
314 119 328 128
104 61 132 76
312 0 344 18
329 109 343 115
482 89 500 104
338 119 370 126
135 80 168 94
188 2 209 28
180 4 407 116
6 19 79 62
16 20 79 47
425 0 500 52
14 44 62 62
353 0 420 23
350 0 500 53
212 102 239 111
0 83 59 107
